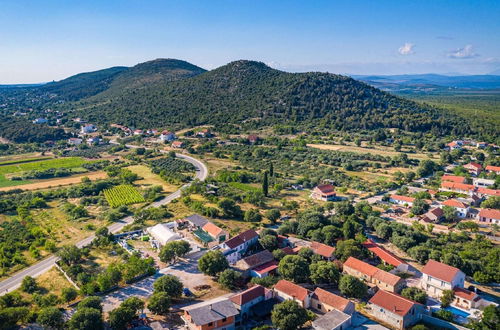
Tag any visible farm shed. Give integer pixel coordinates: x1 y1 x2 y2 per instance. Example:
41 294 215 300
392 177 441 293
147 223 180 246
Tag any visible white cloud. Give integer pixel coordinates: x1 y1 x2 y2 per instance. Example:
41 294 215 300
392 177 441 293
398 43 415 55
448 44 479 59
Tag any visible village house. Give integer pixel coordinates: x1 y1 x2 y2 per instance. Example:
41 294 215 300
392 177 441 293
273 279 312 308
309 241 336 260
182 298 239 330
183 214 210 230
446 141 462 150
68 137 83 146
485 165 500 175
197 129 213 138
80 124 96 134
464 162 482 176
86 136 101 146
389 194 415 207
342 257 404 293
172 140 184 148
420 259 465 298
310 287 355 315
202 222 228 243
422 207 444 223
441 175 466 184
477 208 500 225
219 229 259 264
247 134 259 144
441 199 470 218
311 184 337 202
362 239 409 272
440 181 476 195
473 178 495 188
367 290 426 330
476 187 500 198
230 285 274 323
159 131 176 142
312 309 352 330
476 142 488 148
452 287 486 310
32 118 48 124
235 250 276 277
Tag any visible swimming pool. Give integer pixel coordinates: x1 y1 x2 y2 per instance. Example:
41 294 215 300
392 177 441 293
443 306 470 318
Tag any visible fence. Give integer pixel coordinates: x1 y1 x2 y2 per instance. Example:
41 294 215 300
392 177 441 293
421 315 469 330
54 262 80 290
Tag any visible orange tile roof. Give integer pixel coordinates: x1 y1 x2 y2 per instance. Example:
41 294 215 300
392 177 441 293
315 184 336 196
477 188 500 196
453 287 477 301
372 269 403 287
464 162 482 170
369 290 420 317
230 285 267 306
202 222 225 238
362 239 405 268
252 260 278 275
274 280 310 302
442 199 467 208
343 257 378 277
441 175 466 183
485 165 500 172
441 181 476 191
422 259 462 283
310 241 335 258
478 208 500 220
313 288 351 312
390 195 415 203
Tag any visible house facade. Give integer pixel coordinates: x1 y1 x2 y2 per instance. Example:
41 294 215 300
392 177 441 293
362 239 409 272
273 279 312 308
182 299 239 330
230 285 273 321
420 259 465 298
464 162 482 176
477 208 500 225
310 288 355 315
343 257 404 293
202 222 228 243
389 194 415 207
311 184 337 201
441 199 470 218
220 229 259 264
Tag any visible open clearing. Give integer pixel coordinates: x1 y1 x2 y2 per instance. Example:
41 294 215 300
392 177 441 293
127 164 178 193
0 171 107 192
307 143 435 160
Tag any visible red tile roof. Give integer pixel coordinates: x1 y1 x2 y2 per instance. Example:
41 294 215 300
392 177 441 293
172 141 184 147
453 287 477 301
281 247 295 255
224 229 258 249
478 208 500 220
427 207 444 218
313 288 351 312
441 181 476 192
315 184 336 196
362 239 405 268
465 162 482 170
230 285 267 306
274 280 310 302
369 290 420 317
310 241 336 258
441 175 466 183
485 165 500 172
442 199 467 208
202 222 225 238
421 259 462 283
477 188 500 196
390 195 415 203
343 257 401 286
252 260 278 275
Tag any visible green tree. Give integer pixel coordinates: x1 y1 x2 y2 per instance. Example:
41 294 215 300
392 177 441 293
68 307 103 330
108 306 135 330
480 305 500 329
61 287 78 303
37 307 63 329
411 199 429 215
57 245 83 265
217 198 243 218
262 171 269 197
21 276 37 293
159 240 191 263
78 296 102 312
481 196 500 209
335 239 364 262
260 235 279 251
244 208 262 222
218 269 242 290
339 275 367 299
442 206 457 222
401 287 428 304
265 209 281 223
271 300 309 330
440 289 455 307
342 220 361 239
121 297 144 313
153 275 183 297
309 261 340 285
198 250 229 276
147 292 171 316
269 163 274 177
278 255 309 283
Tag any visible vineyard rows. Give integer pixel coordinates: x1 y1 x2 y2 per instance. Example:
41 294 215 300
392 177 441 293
104 184 145 207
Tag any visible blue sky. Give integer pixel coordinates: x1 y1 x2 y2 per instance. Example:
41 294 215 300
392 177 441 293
1 0 499 83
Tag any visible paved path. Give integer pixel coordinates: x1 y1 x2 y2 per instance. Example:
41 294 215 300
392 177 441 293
0 148 208 295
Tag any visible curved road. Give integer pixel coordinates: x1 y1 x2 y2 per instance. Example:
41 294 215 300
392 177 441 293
0 150 208 295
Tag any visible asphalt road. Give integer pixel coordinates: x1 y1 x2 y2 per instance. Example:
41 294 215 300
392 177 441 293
0 149 208 295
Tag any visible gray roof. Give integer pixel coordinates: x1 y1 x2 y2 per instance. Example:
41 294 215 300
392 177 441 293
312 309 351 330
185 214 209 227
237 250 274 270
184 299 239 325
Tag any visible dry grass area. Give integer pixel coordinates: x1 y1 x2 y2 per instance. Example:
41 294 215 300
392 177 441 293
343 170 391 183
0 171 107 192
37 267 76 298
307 143 436 160
126 164 178 193
205 157 237 173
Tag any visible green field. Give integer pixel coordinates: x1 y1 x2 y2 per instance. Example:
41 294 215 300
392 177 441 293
228 182 260 192
0 157 92 188
104 184 145 207
0 156 52 166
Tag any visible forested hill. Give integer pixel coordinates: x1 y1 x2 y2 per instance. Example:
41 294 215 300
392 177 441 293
39 59 206 101
73 60 469 136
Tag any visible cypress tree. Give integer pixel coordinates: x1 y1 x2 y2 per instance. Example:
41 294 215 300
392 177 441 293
262 171 269 197
269 163 274 177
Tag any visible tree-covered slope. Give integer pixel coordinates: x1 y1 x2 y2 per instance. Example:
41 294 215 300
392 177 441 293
77 60 469 136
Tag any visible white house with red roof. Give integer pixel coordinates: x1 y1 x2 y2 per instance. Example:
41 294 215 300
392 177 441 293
367 290 426 330
219 229 259 264
440 181 476 195
464 162 483 176
389 194 415 207
230 285 273 321
362 239 409 272
273 279 312 308
452 287 486 310
310 287 355 315
311 184 337 202
485 165 500 175
420 259 465 298
446 141 462 150
476 187 500 198
441 175 466 184
441 199 470 218
477 208 500 225
343 257 404 293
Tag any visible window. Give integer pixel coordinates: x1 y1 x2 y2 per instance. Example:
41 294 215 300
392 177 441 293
222 318 227 322
441 281 445 287
208 322 213 326
318 303 321 309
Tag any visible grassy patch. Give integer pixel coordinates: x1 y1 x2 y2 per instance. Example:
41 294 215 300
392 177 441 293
228 182 260 192
126 164 178 193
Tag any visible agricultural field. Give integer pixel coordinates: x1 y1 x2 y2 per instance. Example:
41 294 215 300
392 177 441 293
104 184 145 207
307 143 436 160
0 156 95 188
0 171 107 192
126 164 178 193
